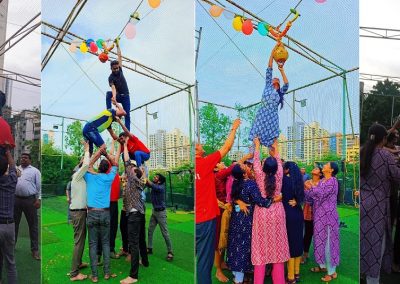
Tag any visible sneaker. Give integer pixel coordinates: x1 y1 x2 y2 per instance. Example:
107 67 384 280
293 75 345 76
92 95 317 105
110 252 120 259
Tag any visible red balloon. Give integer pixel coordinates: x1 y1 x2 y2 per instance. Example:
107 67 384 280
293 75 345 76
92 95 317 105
98 52 109 63
242 19 253 35
90 41 98 53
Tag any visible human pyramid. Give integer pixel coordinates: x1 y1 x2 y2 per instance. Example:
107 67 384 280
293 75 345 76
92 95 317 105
196 45 341 284
67 38 173 283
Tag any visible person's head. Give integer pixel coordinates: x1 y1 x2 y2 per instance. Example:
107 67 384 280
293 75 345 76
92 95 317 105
263 157 278 197
215 162 226 171
153 173 166 185
0 155 8 176
118 132 129 144
322 162 339 178
230 164 244 202
360 123 388 177
283 161 304 195
98 159 110 174
311 165 323 180
110 60 120 75
272 77 280 90
387 129 399 145
195 144 205 157
20 153 32 167
300 168 306 175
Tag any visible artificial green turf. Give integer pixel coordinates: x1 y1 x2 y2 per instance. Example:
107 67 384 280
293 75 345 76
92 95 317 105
211 205 360 284
1 214 41 284
42 196 194 284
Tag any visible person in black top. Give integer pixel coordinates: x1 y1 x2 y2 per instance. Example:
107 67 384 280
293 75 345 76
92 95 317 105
106 38 131 131
146 174 174 261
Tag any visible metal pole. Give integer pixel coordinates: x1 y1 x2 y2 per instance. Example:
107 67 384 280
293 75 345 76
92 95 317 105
391 95 395 126
292 91 296 160
342 77 346 160
195 81 201 143
61 117 64 170
145 105 149 145
188 89 193 167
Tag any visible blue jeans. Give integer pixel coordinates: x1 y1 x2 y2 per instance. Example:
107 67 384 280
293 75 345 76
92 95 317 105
87 211 110 278
106 91 131 131
196 218 216 284
82 123 104 155
129 151 150 167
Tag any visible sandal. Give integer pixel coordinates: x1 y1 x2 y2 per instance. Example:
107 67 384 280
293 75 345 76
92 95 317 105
311 267 327 273
70 273 88 281
295 274 301 282
89 275 98 283
167 252 174 261
104 273 117 280
321 273 337 282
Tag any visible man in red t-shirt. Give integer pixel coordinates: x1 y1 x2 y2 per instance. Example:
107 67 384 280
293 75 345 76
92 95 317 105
115 117 150 167
196 118 240 284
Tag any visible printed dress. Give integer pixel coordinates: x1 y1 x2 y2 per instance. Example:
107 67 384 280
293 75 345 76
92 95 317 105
305 177 340 267
249 67 289 147
226 179 273 273
251 151 290 265
361 148 400 278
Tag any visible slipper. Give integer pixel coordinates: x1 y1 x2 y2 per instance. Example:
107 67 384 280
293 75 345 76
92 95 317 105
70 273 88 281
120 276 138 284
311 267 327 273
104 273 117 280
89 275 98 283
166 252 174 261
321 273 337 282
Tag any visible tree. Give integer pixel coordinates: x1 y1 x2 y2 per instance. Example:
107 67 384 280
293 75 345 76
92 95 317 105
235 103 260 147
199 103 232 154
65 120 84 157
24 139 40 170
361 79 400 143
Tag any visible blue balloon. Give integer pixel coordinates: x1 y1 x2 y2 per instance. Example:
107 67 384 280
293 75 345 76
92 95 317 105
86 38 94 47
258 22 268 36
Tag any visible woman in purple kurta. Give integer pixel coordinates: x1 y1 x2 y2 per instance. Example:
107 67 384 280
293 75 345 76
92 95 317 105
360 123 400 284
304 162 340 282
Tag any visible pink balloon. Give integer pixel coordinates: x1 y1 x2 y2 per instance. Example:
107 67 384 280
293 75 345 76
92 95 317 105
89 41 98 53
125 22 136 39
315 0 326 3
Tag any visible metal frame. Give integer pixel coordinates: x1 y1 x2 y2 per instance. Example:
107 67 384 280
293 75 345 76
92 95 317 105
360 27 400 41
0 68 41 87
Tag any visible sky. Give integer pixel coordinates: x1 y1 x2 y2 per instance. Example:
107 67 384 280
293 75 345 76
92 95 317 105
41 0 195 149
360 0 400 92
2 0 41 112
196 0 359 145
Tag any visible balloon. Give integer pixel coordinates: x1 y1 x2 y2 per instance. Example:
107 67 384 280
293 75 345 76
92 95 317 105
315 0 326 3
96 39 104 48
86 38 94 47
148 0 161 9
90 42 98 53
232 16 242 32
257 22 268 36
242 19 253 35
99 52 109 63
209 5 223 17
125 22 136 39
80 42 88 53
69 43 77 53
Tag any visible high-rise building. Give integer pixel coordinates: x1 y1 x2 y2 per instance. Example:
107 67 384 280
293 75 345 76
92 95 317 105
149 129 166 169
278 133 288 161
287 122 305 160
165 128 190 169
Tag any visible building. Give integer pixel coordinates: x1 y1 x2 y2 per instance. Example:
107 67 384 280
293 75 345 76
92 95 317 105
287 122 305 160
42 130 55 145
149 129 166 169
228 150 245 162
277 133 288 161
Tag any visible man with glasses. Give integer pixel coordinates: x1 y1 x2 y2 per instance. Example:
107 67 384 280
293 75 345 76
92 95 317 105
106 38 131 131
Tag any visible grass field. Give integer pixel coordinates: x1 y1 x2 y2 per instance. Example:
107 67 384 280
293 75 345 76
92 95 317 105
1 214 41 284
211 205 360 284
42 196 194 284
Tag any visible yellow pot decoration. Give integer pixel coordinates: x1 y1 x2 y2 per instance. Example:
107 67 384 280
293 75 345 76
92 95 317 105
273 43 289 67
210 5 223 17
232 16 243 32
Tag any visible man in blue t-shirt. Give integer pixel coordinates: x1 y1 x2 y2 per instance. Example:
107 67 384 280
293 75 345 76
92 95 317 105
84 149 118 282
106 38 131 131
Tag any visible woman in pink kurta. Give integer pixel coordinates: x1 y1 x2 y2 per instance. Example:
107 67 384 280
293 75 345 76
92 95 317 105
251 138 289 284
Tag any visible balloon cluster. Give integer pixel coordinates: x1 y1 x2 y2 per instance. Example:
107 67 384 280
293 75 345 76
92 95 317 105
209 4 301 67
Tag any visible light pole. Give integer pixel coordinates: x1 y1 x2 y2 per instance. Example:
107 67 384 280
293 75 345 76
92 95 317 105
53 117 64 169
292 91 307 161
145 107 158 145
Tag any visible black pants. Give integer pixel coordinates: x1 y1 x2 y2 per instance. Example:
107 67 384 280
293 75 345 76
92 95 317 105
120 210 129 253
139 213 148 265
128 212 142 279
303 219 313 253
14 196 39 251
394 197 400 264
109 201 119 252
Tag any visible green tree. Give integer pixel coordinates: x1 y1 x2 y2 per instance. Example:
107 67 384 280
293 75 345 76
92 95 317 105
199 103 232 154
361 79 400 143
65 120 84 157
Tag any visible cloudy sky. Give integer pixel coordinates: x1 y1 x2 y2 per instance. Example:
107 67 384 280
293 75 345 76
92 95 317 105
2 0 41 112
41 0 195 149
360 0 400 92
196 0 359 145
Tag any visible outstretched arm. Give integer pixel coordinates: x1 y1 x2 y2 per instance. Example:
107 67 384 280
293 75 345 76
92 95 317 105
115 37 122 67
88 148 103 173
115 103 126 117
268 47 274 68
278 66 288 85
115 116 133 138
218 118 241 158
107 127 118 141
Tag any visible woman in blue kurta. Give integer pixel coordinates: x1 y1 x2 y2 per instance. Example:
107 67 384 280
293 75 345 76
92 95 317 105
282 161 305 283
226 164 279 284
249 47 289 148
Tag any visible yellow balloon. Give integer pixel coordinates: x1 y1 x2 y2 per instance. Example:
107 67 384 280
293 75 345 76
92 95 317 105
232 16 243 32
148 0 161 9
209 5 223 17
80 42 88 53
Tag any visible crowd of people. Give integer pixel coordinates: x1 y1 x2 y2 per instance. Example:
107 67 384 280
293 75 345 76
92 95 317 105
196 46 342 284
0 91 42 284
66 41 174 284
360 120 400 284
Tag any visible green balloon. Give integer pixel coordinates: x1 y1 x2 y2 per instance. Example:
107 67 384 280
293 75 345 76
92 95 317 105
96 39 104 49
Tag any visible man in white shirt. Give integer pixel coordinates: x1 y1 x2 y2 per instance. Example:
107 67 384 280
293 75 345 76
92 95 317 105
14 152 41 260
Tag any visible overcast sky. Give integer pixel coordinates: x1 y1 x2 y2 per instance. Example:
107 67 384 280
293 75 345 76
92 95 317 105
196 0 359 144
360 0 400 92
41 0 195 149
3 0 41 112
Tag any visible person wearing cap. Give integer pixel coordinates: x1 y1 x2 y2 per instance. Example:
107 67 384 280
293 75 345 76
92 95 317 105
106 38 131 131
248 46 289 148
